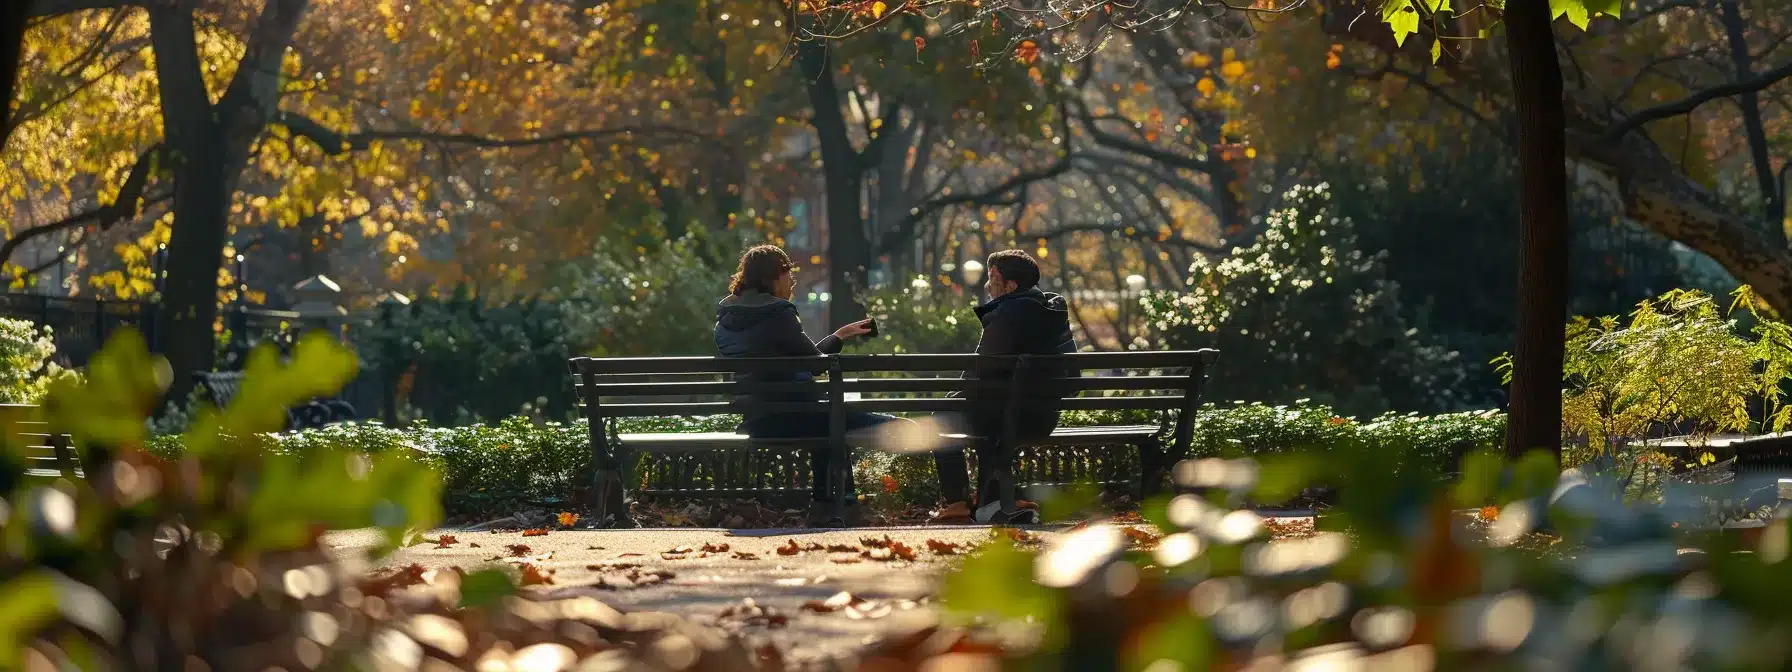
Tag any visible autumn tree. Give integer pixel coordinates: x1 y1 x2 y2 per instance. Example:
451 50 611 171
8 0 726 396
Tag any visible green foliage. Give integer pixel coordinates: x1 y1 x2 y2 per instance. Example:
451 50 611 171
1497 287 1792 467
138 401 1496 513
357 288 577 425
2 330 442 667
1321 144 1705 408
1141 184 1466 416
553 233 733 359
0 319 71 404
938 433 1792 668
859 281 984 354
1189 401 1504 484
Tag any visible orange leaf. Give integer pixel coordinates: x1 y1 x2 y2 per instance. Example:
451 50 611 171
557 512 580 527
1015 40 1039 64
522 528 549 537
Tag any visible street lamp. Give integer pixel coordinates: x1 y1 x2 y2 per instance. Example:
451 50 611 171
960 259 984 287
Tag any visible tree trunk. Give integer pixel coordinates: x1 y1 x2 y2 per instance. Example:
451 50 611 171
1502 0 1571 459
0 0 27 152
150 5 233 399
1716 0 1784 233
798 41 870 326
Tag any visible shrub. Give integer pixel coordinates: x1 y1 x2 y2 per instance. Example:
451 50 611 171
1141 183 1467 416
137 401 1501 513
859 281 984 354
0 318 71 403
356 287 578 425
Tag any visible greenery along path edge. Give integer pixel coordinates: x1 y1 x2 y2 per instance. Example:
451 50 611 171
141 403 1506 517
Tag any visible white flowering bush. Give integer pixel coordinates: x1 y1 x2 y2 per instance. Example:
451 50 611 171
0 318 70 403
1142 184 1466 415
859 280 984 355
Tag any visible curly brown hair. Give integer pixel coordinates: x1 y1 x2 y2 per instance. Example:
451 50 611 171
728 244 793 296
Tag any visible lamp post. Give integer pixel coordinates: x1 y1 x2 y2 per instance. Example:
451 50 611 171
961 259 984 301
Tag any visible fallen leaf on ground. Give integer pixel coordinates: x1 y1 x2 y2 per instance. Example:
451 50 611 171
926 539 962 555
587 545 603 550
468 542 481 548
733 551 760 560
831 557 863 564
517 563 554 586
617 552 644 558
996 529 1040 544
522 529 549 537
507 544 532 557
861 542 917 562
777 540 803 556
860 535 895 549
826 544 859 553
360 563 429 597
435 534 458 548
586 562 642 571
701 542 731 553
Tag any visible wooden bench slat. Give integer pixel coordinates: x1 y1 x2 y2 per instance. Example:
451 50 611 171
835 351 1216 372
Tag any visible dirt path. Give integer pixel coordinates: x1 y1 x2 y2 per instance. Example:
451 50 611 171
323 525 1050 664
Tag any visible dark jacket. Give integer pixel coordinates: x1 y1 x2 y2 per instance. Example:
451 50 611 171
964 288 1080 434
714 291 839 422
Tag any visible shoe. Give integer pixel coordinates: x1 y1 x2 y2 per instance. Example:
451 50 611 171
930 501 975 524
974 500 1041 525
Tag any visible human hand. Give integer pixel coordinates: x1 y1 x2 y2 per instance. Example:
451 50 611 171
833 318 874 340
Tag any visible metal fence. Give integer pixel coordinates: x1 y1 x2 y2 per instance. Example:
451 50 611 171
0 292 390 420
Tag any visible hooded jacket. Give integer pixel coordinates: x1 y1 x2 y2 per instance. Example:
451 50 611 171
714 290 839 421
964 287 1080 429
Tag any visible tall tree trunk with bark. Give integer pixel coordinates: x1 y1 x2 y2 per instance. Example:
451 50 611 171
1501 0 1571 459
149 5 234 401
798 41 870 326
0 0 27 152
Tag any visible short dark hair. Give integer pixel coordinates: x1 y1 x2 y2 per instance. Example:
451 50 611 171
729 244 792 295
986 249 1040 290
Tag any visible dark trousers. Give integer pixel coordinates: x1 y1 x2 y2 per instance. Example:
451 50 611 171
932 411 1060 505
742 412 906 501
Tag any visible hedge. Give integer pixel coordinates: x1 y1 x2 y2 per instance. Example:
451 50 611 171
142 402 1505 514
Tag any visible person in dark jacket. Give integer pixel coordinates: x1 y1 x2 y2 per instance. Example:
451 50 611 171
715 244 909 527
932 250 1079 525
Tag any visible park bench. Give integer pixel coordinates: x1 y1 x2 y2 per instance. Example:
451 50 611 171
1 404 82 480
567 349 1218 527
194 371 356 431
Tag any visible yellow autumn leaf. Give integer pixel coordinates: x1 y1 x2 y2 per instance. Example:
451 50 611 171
1196 77 1217 96
1220 61 1245 79
1186 52 1212 69
872 0 887 18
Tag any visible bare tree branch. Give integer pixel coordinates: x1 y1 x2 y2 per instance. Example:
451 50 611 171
0 143 165 274
1032 221 1222 252
274 112 727 154
27 0 140 19
1602 59 1792 141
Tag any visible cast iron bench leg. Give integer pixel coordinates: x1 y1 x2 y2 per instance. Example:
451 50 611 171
1135 435 1168 498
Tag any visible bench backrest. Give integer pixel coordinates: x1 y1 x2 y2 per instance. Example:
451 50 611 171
0 403 81 479
567 350 1219 462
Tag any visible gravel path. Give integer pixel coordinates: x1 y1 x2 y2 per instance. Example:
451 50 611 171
323 525 1053 664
